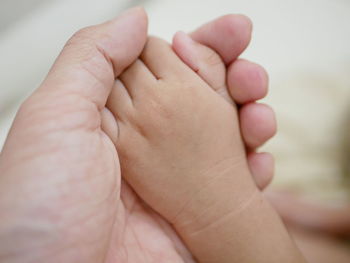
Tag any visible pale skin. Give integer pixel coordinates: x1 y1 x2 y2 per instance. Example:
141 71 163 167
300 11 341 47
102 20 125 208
0 6 299 263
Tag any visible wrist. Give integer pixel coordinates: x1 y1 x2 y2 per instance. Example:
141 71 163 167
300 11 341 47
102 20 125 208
170 165 257 232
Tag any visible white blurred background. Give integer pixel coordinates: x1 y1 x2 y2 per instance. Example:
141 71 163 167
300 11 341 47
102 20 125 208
1 0 350 201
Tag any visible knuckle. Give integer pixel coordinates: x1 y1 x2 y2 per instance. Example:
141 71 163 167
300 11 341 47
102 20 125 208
63 26 110 78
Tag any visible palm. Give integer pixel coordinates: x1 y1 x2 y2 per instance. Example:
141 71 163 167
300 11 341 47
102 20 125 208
0 95 191 262
109 180 193 262
86 121 193 262
77 113 194 262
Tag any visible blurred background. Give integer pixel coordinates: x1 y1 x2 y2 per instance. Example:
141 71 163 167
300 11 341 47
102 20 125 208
1 0 350 203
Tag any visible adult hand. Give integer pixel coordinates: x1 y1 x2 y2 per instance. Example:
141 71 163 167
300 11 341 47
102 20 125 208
0 7 153 263
0 7 267 263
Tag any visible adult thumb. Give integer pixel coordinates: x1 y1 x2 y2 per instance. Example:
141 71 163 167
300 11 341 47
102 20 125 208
0 6 148 179
34 7 148 109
